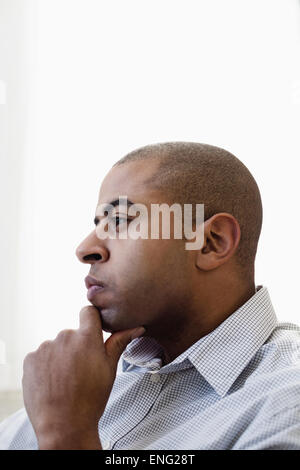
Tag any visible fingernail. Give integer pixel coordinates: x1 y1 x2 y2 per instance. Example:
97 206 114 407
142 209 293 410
131 327 146 340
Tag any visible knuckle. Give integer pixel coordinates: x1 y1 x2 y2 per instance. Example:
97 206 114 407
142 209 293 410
23 351 34 363
23 351 35 369
37 340 52 351
56 328 75 341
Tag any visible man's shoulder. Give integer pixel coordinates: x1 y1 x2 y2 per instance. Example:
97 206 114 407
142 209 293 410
251 319 300 367
260 320 300 369
232 322 300 449
0 407 37 450
239 321 300 415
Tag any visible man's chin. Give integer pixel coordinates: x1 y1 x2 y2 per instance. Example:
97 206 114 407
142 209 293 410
96 307 127 333
98 308 143 335
94 307 113 332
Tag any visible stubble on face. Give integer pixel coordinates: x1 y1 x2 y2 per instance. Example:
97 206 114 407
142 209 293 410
90 160 192 338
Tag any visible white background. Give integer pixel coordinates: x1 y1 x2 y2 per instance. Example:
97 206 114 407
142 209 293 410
0 0 300 392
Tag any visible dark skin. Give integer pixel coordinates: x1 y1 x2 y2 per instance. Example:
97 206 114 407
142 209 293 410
22 158 255 449
77 159 255 364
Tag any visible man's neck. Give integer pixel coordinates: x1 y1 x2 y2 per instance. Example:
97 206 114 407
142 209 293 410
158 282 256 366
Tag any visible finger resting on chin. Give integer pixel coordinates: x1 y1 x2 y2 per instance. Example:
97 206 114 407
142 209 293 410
79 305 102 332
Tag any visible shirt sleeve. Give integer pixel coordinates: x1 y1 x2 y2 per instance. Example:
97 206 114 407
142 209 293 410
234 405 300 450
0 407 38 450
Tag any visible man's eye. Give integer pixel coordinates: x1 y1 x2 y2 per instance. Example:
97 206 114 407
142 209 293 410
111 216 129 226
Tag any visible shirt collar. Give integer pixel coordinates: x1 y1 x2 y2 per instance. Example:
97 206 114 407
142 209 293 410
122 285 278 397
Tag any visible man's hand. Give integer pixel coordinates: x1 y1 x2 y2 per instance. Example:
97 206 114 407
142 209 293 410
22 306 145 449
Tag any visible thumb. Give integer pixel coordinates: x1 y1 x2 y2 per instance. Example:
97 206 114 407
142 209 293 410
105 326 146 367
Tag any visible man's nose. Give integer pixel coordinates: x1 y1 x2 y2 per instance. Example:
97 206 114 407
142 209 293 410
75 232 109 264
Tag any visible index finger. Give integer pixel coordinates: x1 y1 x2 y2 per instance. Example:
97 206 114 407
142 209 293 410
79 306 103 334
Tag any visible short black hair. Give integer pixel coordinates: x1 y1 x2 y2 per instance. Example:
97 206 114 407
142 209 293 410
115 142 263 282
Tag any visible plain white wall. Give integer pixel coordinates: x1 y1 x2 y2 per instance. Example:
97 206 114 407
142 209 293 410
1 0 300 389
0 0 36 388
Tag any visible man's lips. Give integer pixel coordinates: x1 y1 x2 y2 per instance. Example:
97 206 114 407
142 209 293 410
85 275 106 301
85 275 106 289
87 285 104 301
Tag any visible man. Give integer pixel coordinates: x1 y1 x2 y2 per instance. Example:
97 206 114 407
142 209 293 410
1 142 300 449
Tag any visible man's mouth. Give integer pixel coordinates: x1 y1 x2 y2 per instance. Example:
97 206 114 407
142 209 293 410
85 275 106 301
87 285 105 301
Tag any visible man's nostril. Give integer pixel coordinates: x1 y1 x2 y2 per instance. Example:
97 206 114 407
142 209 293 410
83 254 102 261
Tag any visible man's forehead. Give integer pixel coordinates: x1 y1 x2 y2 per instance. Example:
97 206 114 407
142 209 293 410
96 190 168 210
97 158 163 206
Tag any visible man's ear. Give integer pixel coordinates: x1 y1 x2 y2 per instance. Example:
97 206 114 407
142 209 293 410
195 213 241 271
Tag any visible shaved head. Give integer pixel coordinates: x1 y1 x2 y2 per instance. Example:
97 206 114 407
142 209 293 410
115 142 263 281
77 141 261 360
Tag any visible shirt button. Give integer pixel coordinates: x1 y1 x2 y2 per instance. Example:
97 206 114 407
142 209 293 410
102 440 111 450
150 373 160 383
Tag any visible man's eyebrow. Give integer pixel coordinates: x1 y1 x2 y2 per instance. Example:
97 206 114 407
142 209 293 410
94 199 134 225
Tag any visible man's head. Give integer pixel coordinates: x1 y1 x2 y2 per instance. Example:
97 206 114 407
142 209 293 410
76 142 262 344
